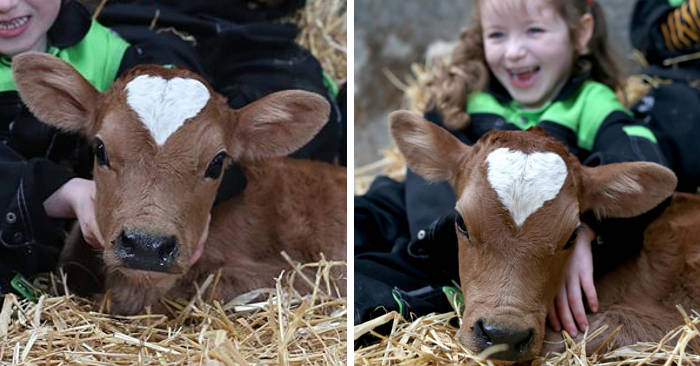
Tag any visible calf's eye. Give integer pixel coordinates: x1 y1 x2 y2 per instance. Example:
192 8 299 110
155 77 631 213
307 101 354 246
563 225 581 250
455 212 470 240
205 151 228 179
94 138 109 167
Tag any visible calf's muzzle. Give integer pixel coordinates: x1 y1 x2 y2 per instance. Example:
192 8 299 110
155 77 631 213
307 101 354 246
114 230 178 272
472 319 534 361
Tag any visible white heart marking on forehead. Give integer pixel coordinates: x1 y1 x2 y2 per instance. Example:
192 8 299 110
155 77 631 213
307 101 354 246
486 147 567 226
126 75 210 145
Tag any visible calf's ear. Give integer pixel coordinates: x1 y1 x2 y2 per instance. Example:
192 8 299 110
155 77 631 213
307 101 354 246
12 52 100 135
580 162 677 218
229 90 330 161
389 110 471 182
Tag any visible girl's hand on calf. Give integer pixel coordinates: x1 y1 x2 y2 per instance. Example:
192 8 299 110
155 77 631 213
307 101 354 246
43 178 104 248
547 222 598 337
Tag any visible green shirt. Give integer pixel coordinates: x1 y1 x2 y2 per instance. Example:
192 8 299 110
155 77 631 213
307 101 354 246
466 81 655 151
0 19 129 93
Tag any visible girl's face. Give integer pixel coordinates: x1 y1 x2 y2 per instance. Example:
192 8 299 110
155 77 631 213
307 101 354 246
0 0 61 57
481 0 575 110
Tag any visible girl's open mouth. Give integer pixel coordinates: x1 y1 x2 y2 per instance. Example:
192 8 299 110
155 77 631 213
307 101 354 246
508 66 540 88
0 16 30 38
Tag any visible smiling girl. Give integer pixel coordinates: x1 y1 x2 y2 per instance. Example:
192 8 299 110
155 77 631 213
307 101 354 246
356 0 670 344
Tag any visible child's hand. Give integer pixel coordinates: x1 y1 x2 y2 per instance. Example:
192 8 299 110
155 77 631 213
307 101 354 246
44 178 104 248
547 222 598 337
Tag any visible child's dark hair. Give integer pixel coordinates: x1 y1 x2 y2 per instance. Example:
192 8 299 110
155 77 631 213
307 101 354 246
430 0 622 130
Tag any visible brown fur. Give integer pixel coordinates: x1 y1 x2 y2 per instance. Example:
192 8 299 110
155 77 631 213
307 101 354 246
390 110 696 361
13 52 346 315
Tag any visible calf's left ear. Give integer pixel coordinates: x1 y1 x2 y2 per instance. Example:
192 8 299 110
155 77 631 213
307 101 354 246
228 90 330 161
12 52 100 135
580 161 677 219
390 110 471 183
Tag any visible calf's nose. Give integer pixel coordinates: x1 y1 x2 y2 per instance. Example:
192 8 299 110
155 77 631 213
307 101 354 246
114 230 178 272
473 319 534 361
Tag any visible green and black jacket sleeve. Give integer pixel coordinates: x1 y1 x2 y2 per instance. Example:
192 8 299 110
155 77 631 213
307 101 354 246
467 81 666 167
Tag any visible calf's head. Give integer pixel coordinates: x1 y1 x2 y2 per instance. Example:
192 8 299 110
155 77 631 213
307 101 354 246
13 53 329 281
389 111 676 361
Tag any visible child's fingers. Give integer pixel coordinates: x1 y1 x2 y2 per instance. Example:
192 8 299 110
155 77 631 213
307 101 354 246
89 223 105 248
80 222 98 247
555 286 578 337
547 301 562 332
81 182 105 249
79 215 103 249
89 209 105 248
94 227 105 248
580 272 599 312
566 277 588 332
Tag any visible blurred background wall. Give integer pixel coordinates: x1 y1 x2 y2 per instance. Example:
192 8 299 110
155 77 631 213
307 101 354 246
355 0 638 167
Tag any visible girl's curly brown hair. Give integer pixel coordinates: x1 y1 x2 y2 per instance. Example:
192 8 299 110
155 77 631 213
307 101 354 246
430 0 622 130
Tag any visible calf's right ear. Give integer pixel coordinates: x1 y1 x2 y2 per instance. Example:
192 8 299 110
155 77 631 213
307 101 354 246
580 161 677 219
228 90 330 161
12 52 100 135
389 110 471 183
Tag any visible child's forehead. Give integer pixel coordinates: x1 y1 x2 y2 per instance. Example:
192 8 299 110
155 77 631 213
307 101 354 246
480 0 560 25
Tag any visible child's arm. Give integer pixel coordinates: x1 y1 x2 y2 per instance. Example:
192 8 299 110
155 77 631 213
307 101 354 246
602 106 668 158
548 92 667 335
548 223 598 337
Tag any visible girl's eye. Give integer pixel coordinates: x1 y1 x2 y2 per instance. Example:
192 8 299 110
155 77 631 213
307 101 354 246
487 31 505 39
94 138 109 167
455 212 470 240
563 225 581 250
205 151 228 179
527 27 545 35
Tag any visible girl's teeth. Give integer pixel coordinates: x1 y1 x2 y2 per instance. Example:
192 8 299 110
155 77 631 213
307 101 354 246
0 16 28 31
510 67 537 75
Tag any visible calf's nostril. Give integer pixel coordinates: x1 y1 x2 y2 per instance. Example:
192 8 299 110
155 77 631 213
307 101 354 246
118 230 138 253
516 329 534 353
157 236 177 261
474 319 492 345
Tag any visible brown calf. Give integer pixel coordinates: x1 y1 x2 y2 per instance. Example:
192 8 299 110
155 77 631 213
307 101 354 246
390 110 700 362
13 53 346 315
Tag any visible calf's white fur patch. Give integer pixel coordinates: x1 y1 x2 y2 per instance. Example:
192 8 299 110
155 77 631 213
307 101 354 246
126 75 210 145
486 148 567 226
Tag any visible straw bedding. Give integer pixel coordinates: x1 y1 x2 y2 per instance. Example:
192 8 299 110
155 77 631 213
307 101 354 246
354 308 700 365
1 258 346 365
292 0 347 82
